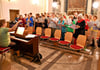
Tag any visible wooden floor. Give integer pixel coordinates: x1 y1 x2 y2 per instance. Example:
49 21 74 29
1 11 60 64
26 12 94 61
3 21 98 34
0 42 99 70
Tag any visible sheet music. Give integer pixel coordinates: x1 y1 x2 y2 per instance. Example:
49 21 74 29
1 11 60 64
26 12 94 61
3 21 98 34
25 34 37 38
70 24 77 29
38 18 44 23
87 21 94 28
67 19 72 25
16 27 25 35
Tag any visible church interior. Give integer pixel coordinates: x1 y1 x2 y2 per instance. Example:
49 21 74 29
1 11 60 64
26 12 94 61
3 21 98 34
0 0 100 70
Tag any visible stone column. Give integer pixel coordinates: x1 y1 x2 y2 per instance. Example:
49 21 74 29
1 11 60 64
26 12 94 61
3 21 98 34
60 0 65 13
96 0 100 20
64 0 68 13
87 0 92 14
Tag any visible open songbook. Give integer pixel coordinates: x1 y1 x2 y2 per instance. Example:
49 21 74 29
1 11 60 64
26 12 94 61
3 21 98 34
87 21 94 28
68 24 77 29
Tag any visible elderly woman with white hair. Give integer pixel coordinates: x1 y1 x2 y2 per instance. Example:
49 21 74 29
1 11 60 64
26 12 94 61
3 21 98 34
73 15 85 44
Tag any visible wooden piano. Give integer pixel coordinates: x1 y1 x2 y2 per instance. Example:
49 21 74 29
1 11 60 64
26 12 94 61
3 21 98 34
10 27 39 61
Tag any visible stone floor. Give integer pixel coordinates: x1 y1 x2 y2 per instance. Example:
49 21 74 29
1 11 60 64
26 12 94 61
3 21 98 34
0 42 100 70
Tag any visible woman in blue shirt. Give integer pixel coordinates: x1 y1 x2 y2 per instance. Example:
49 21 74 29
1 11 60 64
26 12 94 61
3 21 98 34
57 17 66 40
26 14 34 27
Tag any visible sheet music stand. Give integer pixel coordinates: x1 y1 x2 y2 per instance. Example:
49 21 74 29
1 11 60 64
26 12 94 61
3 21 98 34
15 27 28 38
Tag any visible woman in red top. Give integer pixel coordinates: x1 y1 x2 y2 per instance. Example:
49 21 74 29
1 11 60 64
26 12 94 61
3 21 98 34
84 14 90 31
18 15 26 27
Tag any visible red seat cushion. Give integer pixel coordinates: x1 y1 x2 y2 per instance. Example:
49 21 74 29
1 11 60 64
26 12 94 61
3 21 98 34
0 47 9 54
96 37 99 39
49 38 59 41
0 47 9 52
40 36 49 39
70 45 83 50
59 41 70 45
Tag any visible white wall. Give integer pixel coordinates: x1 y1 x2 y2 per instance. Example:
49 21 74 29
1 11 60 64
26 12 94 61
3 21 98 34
0 0 65 21
1 0 48 21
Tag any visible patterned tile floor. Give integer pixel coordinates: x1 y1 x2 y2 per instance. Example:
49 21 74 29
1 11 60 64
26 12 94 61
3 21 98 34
0 43 99 70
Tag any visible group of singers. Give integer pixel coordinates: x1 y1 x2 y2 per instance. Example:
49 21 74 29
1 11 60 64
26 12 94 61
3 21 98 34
0 12 100 59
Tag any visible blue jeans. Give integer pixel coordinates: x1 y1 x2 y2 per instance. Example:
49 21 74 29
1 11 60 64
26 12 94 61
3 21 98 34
61 32 65 40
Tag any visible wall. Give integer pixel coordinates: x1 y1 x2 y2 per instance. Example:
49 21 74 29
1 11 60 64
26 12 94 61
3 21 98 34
48 0 65 13
0 0 66 20
68 0 86 9
0 0 3 18
1 0 48 21
48 0 53 13
87 0 100 20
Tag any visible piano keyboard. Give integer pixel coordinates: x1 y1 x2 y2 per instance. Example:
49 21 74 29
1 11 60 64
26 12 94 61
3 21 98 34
11 36 29 43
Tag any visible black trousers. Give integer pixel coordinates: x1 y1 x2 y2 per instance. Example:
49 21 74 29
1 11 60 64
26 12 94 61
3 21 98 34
8 41 19 51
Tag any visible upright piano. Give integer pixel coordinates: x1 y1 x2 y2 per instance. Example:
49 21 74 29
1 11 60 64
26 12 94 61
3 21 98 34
10 31 39 60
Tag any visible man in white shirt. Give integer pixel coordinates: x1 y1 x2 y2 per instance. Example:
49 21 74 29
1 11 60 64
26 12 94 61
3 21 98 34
48 13 58 37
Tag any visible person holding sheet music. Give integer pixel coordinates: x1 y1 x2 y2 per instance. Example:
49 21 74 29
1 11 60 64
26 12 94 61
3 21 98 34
15 14 19 23
57 17 66 40
73 15 85 44
42 15 48 29
35 13 43 28
24 14 28 20
48 13 58 37
18 15 26 27
0 19 22 58
88 16 100 49
84 14 90 31
26 14 34 27
65 15 76 33
34 13 40 30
